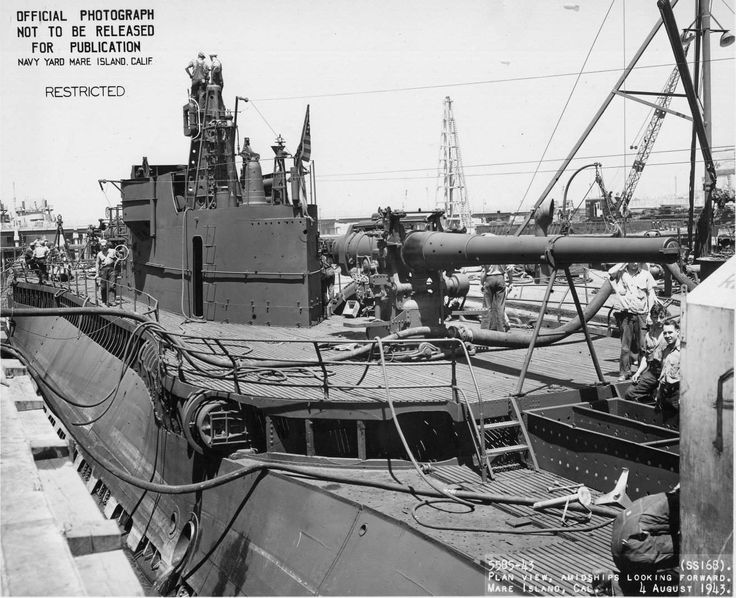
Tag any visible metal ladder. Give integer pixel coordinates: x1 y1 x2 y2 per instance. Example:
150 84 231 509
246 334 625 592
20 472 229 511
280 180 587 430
443 338 539 482
477 396 539 480
371 336 540 483
187 93 214 208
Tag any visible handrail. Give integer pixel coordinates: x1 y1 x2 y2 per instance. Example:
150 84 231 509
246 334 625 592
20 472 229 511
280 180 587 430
450 337 493 481
4 262 159 319
375 336 474 507
166 336 465 396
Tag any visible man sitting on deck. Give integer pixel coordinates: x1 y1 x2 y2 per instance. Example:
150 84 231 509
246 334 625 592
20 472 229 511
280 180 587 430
623 303 667 403
656 321 681 423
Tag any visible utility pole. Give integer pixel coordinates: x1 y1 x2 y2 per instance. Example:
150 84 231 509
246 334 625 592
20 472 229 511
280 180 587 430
695 0 713 257
435 97 473 232
659 0 719 259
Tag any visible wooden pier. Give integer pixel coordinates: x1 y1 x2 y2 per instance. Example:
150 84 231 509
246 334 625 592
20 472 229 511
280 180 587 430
0 352 143 596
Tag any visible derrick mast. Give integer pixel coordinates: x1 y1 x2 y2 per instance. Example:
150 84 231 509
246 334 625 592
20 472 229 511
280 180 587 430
435 96 472 232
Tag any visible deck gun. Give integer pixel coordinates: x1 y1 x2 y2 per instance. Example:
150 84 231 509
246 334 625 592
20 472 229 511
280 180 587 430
329 207 680 337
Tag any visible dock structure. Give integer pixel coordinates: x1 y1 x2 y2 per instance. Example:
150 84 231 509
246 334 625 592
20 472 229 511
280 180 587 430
0 355 143 597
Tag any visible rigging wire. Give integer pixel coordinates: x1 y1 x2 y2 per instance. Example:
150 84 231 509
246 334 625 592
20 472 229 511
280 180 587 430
314 145 735 178
567 179 600 224
315 157 731 183
183 145 734 180
622 0 628 191
247 100 279 138
249 57 734 101
504 0 617 235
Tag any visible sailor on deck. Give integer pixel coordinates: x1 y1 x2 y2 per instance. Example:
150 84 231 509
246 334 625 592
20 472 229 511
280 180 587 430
656 320 681 424
30 239 50 284
480 264 513 332
95 239 118 306
609 262 658 381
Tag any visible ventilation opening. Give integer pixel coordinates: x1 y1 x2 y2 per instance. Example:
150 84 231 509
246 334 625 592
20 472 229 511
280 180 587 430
192 236 203 317
172 519 196 568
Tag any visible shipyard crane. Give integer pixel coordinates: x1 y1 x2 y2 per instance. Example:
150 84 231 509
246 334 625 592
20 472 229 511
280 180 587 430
608 36 694 227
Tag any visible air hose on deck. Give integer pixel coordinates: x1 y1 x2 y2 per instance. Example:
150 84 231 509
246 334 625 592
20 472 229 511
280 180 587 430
3 344 620 525
3 311 620 536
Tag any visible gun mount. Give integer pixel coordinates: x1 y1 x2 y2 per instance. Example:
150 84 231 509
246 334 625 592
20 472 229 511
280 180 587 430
329 207 680 336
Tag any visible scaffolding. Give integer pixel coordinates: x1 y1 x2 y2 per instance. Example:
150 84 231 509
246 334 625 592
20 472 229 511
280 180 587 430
435 96 473 232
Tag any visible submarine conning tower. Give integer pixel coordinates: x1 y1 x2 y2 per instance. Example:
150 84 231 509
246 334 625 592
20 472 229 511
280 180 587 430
183 83 241 208
120 82 322 327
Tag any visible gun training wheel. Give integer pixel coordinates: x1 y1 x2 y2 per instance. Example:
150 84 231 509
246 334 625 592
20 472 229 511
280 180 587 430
115 245 129 261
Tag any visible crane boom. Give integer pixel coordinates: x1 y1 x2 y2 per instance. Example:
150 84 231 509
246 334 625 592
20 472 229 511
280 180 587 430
614 38 693 218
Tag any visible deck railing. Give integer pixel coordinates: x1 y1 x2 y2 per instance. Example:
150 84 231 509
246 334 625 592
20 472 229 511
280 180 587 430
160 332 479 405
1 260 159 319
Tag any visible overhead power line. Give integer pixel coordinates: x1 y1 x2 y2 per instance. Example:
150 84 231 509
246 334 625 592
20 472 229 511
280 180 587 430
252 57 734 101
316 157 734 183
317 145 735 178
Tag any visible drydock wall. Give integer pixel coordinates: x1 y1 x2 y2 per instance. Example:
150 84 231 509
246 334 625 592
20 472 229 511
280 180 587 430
0 356 143 596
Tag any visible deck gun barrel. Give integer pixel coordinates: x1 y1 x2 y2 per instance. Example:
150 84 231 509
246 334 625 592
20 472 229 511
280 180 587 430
401 232 680 271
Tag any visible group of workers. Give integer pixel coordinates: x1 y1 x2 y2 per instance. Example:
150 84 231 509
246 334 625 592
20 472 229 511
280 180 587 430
23 237 120 307
185 51 223 105
478 260 680 419
25 239 52 283
609 262 680 421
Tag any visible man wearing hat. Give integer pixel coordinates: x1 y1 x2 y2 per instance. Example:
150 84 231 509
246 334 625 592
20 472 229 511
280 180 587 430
185 51 210 104
95 239 118 306
209 53 223 89
31 238 50 284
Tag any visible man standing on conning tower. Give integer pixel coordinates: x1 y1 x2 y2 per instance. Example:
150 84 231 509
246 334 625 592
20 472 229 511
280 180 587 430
209 53 223 89
185 51 210 104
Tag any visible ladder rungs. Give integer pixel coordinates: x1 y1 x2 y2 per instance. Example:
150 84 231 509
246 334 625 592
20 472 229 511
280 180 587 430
484 444 529 457
482 420 520 431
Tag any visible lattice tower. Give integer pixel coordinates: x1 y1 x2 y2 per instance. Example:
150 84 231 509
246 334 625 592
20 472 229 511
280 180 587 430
435 96 473 231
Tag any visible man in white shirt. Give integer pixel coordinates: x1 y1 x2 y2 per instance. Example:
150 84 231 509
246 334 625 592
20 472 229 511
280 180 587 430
609 262 657 381
31 239 50 283
95 239 118 306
